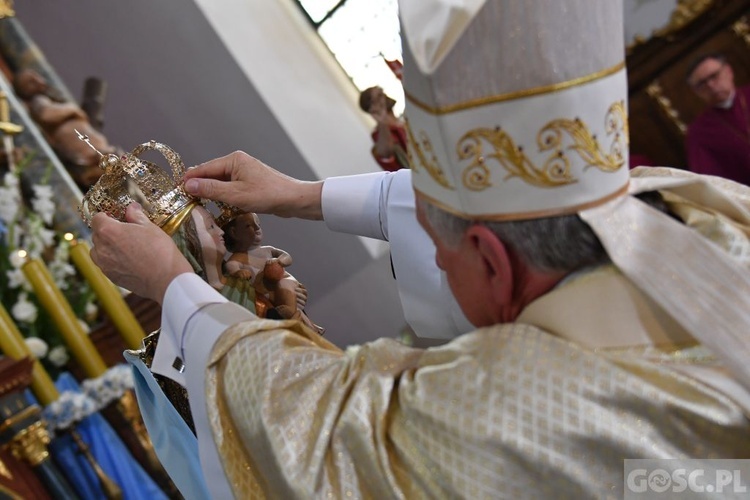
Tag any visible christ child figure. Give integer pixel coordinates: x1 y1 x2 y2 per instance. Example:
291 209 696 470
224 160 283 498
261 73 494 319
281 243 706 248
223 213 323 334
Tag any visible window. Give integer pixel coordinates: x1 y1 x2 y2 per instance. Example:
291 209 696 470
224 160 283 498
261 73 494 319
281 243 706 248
293 0 405 116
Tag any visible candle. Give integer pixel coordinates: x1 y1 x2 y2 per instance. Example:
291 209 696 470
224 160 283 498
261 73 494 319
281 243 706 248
0 303 60 405
22 257 107 378
69 239 146 350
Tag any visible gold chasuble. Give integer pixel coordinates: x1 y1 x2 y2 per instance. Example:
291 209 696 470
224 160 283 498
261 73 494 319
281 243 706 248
204 168 750 499
206 318 750 499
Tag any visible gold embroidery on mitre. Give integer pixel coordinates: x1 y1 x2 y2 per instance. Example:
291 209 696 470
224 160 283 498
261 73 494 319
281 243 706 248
458 127 575 189
411 101 626 191
539 101 628 174
405 119 455 189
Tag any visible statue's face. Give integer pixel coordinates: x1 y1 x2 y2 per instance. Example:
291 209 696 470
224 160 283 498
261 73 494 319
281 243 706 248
227 213 263 251
192 206 226 257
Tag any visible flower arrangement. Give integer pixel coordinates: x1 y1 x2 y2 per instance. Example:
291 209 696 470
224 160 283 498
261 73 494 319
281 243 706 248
0 152 98 377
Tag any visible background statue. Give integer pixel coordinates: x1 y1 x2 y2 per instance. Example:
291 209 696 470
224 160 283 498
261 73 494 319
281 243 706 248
13 69 120 188
358 85 409 171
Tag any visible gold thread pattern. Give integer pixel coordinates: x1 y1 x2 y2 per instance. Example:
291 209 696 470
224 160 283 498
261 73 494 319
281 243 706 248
539 101 627 174
405 119 455 190
458 127 574 189
445 100 627 191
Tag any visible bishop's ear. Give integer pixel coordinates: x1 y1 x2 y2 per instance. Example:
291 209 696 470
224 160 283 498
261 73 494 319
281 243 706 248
465 224 514 308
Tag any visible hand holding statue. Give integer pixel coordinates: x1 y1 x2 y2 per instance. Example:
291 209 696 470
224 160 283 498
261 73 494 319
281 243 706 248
89 203 193 304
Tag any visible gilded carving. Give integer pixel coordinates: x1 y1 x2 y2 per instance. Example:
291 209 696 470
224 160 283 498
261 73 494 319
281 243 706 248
646 81 688 135
653 0 715 38
0 1 14 19
5 421 50 467
0 458 12 480
733 17 750 49
626 0 715 52
405 119 455 190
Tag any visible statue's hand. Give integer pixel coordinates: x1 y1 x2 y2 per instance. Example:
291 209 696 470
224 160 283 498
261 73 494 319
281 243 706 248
232 269 254 280
263 259 285 282
295 282 308 309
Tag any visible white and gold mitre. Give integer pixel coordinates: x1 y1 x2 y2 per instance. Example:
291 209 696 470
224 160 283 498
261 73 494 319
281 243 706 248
401 0 629 220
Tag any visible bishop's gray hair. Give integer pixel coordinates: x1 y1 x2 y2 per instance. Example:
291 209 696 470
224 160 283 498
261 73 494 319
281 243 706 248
419 192 668 273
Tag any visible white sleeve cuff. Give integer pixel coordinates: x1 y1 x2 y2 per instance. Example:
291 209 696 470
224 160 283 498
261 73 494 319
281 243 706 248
321 172 391 240
151 273 228 385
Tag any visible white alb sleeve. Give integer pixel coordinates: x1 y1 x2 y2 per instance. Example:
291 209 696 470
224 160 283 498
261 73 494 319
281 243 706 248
322 169 471 339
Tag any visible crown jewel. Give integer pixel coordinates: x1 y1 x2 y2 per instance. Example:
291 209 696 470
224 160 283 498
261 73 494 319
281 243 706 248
78 133 199 235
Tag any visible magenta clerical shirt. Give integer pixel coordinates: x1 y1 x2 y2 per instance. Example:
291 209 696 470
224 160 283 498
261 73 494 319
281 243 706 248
686 84 750 186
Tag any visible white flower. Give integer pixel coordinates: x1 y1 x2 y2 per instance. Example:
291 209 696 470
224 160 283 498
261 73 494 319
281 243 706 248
8 250 25 268
48 346 70 367
3 171 19 188
0 186 20 222
31 185 55 225
49 261 75 290
24 337 49 359
11 293 38 323
78 319 91 334
43 390 98 431
52 241 70 262
39 227 55 246
85 301 98 319
6 268 30 291
23 219 56 258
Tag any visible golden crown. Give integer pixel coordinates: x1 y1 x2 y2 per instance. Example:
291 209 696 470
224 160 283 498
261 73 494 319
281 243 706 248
214 201 248 229
78 132 199 235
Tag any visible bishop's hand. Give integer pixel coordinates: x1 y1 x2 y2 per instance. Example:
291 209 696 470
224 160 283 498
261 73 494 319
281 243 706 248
90 202 193 304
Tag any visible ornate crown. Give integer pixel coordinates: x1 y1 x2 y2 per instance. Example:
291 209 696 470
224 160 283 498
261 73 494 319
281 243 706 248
78 132 200 235
214 201 247 229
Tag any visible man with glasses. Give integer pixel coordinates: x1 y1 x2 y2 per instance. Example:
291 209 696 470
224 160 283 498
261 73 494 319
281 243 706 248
685 53 750 185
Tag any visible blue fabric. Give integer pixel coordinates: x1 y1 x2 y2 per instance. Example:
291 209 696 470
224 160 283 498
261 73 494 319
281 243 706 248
25 386 104 500
29 372 169 500
125 351 210 500
47 430 104 500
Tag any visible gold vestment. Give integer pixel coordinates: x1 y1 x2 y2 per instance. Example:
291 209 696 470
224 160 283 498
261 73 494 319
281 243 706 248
204 169 750 499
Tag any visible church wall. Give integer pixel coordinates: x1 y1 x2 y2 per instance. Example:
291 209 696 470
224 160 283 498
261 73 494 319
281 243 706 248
14 0 405 346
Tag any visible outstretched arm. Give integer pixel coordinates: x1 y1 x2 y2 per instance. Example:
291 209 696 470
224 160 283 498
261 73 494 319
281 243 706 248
182 151 324 220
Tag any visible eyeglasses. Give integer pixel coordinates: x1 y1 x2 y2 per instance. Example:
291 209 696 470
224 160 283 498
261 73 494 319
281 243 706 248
690 63 726 92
